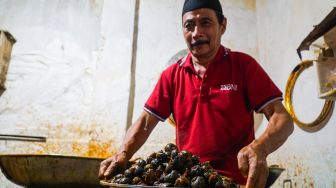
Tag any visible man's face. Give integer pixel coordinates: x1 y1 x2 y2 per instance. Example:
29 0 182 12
182 8 226 59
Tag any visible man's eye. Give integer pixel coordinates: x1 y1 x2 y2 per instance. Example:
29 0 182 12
201 21 211 26
184 23 194 30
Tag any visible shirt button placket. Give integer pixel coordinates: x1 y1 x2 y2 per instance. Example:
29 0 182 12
200 75 209 101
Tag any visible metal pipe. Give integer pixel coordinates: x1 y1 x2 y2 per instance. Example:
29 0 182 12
126 0 140 131
0 134 46 142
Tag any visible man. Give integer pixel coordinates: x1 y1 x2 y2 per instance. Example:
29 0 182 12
99 0 294 187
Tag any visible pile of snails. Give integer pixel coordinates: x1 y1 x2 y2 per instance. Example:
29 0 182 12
108 143 237 188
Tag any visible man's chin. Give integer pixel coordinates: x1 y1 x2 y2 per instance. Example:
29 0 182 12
191 49 210 58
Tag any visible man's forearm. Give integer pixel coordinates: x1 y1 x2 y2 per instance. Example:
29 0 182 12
253 109 294 156
118 111 159 160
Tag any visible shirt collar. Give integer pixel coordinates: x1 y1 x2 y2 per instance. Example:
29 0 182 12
179 45 229 71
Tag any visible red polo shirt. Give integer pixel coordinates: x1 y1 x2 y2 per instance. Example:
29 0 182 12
144 46 282 184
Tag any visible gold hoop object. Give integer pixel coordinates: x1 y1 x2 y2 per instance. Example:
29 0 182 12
167 115 176 127
284 60 334 132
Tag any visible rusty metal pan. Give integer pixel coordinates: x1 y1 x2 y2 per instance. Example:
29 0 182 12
265 166 285 188
0 154 105 188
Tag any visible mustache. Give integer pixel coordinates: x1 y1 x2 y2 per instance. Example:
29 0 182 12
191 40 209 47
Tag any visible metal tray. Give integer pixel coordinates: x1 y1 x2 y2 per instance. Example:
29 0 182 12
100 166 284 188
100 180 186 188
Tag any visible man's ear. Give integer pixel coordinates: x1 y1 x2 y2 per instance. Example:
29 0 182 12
220 17 227 35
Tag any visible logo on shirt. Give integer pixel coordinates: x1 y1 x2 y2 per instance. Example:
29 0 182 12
220 84 238 91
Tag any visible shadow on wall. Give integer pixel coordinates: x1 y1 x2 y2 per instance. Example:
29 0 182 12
167 49 189 67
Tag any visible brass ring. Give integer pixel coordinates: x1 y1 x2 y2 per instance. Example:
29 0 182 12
167 115 176 127
284 60 334 132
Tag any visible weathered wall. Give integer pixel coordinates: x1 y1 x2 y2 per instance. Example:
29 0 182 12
0 0 335 187
255 0 336 187
0 0 135 187
0 0 139 154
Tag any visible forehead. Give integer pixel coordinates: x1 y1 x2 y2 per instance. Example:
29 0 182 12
182 8 217 23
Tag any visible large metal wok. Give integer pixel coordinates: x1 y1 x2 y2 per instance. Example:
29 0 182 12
0 154 104 188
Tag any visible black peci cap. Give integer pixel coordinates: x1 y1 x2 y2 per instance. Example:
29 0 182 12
182 0 223 16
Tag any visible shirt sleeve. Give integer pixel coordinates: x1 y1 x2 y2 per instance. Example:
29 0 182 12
243 56 283 113
144 68 173 121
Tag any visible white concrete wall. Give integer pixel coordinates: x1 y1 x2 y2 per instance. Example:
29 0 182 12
256 0 336 187
0 0 135 187
0 0 137 153
0 0 336 187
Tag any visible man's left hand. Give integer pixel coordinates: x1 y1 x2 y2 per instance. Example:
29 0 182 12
237 140 269 188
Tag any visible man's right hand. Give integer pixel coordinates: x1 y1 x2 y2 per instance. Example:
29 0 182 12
98 111 159 180
98 151 128 179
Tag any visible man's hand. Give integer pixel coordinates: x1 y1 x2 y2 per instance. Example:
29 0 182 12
98 152 128 180
237 101 293 187
237 140 269 188
98 111 159 180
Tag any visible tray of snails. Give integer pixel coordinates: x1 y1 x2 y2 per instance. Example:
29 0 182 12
100 143 238 188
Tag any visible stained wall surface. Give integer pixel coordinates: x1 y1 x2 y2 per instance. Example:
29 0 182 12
0 1 135 187
255 0 336 187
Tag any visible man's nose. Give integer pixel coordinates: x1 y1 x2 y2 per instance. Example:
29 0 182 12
192 26 204 39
